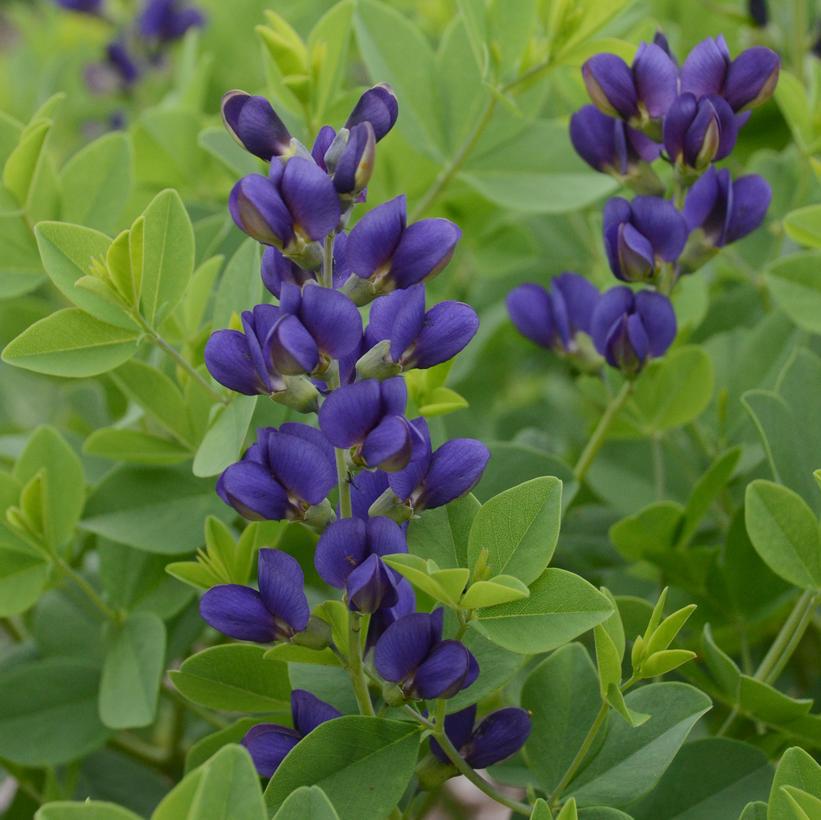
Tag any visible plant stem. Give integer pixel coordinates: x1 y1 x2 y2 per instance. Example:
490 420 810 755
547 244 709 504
161 684 228 729
573 381 633 483
320 233 335 288
57 557 119 622
549 701 608 808
1 617 24 643
348 612 375 716
755 589 818 684
430 723 531 816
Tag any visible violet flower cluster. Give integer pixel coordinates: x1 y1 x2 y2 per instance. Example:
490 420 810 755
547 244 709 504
55 0 204 108
196 84 528 779
509 34 778 376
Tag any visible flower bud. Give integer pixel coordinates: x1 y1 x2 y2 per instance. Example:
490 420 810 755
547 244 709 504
331 123 376 196
663 93 736 171
346 83 399 141
291 615 333 649
222 91 293 161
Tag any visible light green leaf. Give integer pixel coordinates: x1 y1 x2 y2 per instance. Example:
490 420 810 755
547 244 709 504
741 802 769 820
467 476 562 585
0 544 50 616
472 568 613 654
83 429 192 465
383 553 468 606
766 251 821 333
3 118 50 208
570 683 712 808
193 396 257 477
782 205 821 248
0 210 44 297
0 658 108 766
60 132 133 234
170 644 290 712
212 238 262 329
2 308 139 377
745 480 821 589
406 493 479 568
99 612 166 729
308 1 355 124
556 797 578 820
768 747 821 820
139 189 195 326
264 716 420 820
36 802 142 820
460 574 530 609
274 786 341 820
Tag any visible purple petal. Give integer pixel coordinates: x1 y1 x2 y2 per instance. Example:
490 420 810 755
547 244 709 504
346 196 406 279
350 470 390 520
552 273 600 335
710 94 738 161
267 428 337 505
682 97 723 167
366 516 407 556
663 93 698 163
229 175 292 247
367 578 416 650
291 689 341 736
318 380 383 447
570 105 622 172
200 585 277 642
380 377 408 416
683 166 722 232
374 611 441 683
315 518 369 588
413 640 477 699
300 285 363 359
627 127 662 163
635 291 677 357
438 706 478 761
280 157 340 241
466 708 532 769
279 422 336 469
345 83 399 141
366 285 426 360
582 54 638 119
388 219 461 289
347 553 399 613
217 461 290 520
222 91 291 160
311 125 336 171
507 284 554 348
268 315 319 375
362 415 415 471
603 196 634 233
629 196 688 261
242 724 300 778
616 223 655 281
261 247 314 298
257 549 310 634
417 439 490 510
725 174 772 244
633 42 678 118
205 330 266 395
723 47 780 111
410 302 479 369
333 122 376 194
680 36 730 98
591 286 634 355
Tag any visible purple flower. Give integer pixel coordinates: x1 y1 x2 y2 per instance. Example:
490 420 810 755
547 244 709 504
591 287 677 374
374 609 479 700
570 105 661 177
200 548 310 642
680 36 779 112
229 158 340 261
430 705 532 769
350 470 391 521
139 0 205 43
367 576 415 650
105 41 140 87
339 196 461 304
345 84 399 141
506 273 599 353
359 285 478 377
216 424 336 522
603 196 688 283
315 516 407 613
582 42 678 124
386 419 489 513
268 283 362 377
324 123 377 197
683 166 772 247
242 689 341 777
749 0 769 27
663 93 737 171
55 0 103 13
318 378 425 472
221 91 292 161
261 234 349 297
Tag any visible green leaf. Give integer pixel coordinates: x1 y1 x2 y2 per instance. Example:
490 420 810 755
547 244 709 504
467 476 562 585
212 238 262 329
765 251 821 333
383 553 469 606
0 658 108 766
406 493 479 568
609 501 683 561
264 716 420 820
473 568 613 654
198 128 260 178
193 396 258 477
34 222 137 330
744 480 821 590
139 189 195 326
631 346 714 432
630 738 772 820
273 786 340 820
594 591 624 699
99 612 166 729
80 465 232 553
569 683 712 808
170 644 290 712
556 797 578 820
14 425 85 550
530 798 552 819
782 786 821 819
460 574 530 608
0 210 44 297
183 255 224 336
59 132 133 234
35 802 142 820
701 624 741 696
737 676 813 724
153 744 266 820
768 747 821 820
782 205 821 248
3 118 50 208
0 544 49 615
2 308 139 377
740 802 768 820
83 429 192 465
521 643 601 792
185 718 266 773
308 1 355 124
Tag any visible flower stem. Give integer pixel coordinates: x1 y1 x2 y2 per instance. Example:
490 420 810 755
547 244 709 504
57 557 120 622
573 381 633 483
348 612 375 716
755 589 818 685
320 233 335 288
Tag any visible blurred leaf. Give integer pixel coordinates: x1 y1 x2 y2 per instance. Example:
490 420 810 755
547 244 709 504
768 748 821 820
84 429 192 465
0 544 50 616
765 251 821 333
782 205 821 248
274 786 340 820
308 1 355 125
0 211 44 298
406 492 479 568
35 802 142 819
